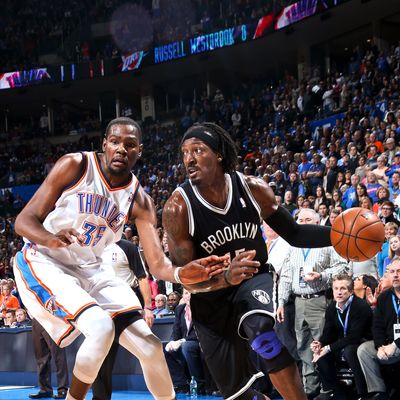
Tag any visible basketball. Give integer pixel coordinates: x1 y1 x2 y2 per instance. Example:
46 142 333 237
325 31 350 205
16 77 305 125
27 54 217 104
330 208 385 262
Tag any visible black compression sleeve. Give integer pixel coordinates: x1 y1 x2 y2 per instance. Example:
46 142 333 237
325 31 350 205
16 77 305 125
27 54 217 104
265 206 331 248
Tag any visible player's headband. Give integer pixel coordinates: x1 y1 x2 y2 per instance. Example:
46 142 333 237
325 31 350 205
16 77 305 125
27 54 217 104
181 127 220 153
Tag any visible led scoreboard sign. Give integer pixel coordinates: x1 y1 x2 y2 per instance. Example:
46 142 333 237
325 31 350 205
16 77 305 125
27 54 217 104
0 0 349 90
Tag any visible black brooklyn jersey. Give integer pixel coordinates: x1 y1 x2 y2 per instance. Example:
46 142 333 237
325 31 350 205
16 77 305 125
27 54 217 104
177 171 269 272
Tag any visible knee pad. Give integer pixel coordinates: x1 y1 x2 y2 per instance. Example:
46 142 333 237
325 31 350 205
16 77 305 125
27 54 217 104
73 306 115 383
251 330 282 360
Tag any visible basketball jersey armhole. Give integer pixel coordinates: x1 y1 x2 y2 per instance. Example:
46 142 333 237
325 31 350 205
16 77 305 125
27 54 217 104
235 171 263 222
127 180 141 221
176 187 195 237
62 152 88 192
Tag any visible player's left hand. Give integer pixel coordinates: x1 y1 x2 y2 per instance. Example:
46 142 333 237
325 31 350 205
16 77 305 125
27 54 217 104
143 309 154 328
180 255 229 284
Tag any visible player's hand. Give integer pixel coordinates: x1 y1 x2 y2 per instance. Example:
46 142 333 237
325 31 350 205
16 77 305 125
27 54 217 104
143 309 154 328
276 306 285 323
45 229 84 248
180 255 229 284
312 346 328 363
224 250 260 286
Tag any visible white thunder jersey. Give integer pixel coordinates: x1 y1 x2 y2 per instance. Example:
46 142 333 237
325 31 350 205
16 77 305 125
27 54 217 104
37 151 139 267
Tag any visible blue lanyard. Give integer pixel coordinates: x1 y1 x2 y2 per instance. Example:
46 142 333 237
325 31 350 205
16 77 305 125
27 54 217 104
391 294 400 321
337 296 353 337
268 240 277 254
301 248 311 262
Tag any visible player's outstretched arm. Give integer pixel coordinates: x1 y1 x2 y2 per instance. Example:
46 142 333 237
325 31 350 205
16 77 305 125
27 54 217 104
244 175 332 248
15 153 85 248
132 187 226 285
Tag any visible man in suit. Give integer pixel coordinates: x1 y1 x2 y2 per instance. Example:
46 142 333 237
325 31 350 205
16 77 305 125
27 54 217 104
357 258 400 400
164 289 205 394
310 274 372 400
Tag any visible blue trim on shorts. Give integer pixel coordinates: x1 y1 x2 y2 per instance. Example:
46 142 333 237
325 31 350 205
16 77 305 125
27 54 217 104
16 250 69 320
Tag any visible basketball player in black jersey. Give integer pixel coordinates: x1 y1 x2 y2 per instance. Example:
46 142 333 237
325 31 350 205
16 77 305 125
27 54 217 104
162 122 333 400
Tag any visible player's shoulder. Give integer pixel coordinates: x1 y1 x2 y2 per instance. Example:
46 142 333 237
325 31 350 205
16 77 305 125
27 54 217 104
56 152 86 169
164 188 187 217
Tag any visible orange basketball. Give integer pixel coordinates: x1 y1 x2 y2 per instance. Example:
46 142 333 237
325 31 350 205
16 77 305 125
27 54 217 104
330 207 385 262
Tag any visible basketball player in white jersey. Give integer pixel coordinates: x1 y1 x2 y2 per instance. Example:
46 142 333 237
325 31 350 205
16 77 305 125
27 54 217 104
13 117 227 400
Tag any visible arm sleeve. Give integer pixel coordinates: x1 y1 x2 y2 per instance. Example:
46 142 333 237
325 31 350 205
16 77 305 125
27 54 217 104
265 206 331 248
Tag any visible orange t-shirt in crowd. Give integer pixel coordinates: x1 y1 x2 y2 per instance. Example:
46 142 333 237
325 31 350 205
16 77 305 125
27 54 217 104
0 294 20 317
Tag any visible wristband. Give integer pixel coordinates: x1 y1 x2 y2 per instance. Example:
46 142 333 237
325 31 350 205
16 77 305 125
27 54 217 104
223 269 233 286
144 306 153 311
174 267 183 284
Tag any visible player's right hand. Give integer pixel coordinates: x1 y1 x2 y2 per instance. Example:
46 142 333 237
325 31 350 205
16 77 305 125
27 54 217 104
45 229 84 248
224 250 260 285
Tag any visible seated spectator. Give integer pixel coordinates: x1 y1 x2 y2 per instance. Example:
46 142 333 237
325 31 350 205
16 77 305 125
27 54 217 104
365 172 381 203
372 155 389 187
14 308 32 328
379 201 400 227
377 222 399 277
357 258 400 399
153 294 169 318
353 274 379 306
372 187 391 215
0 281 20 318
167 291 182 313
311 274 372 400
3 309 16 327
164 289 206 394
330 190 345 210
383 235 400 272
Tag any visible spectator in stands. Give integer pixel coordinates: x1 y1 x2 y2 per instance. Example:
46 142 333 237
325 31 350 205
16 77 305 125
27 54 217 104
360 196 374 211
317 203 330 226
154 294 169 318
311 274 372 400
384 235 400 272
307 153 325 194
0 281 20 318
366 172 381 203
314 186 328 212
373 187 391 214
14 308 32 328
379 201 400 227
373 155 389 187
164 289 206 395
167 291 181 313
342 174 361 209
355 155 369 182
389 171 400 201
3 309 16 327
357 258 400 399
377 222 399 277
330 190 344 210
277 208 347 399
329 209 341 227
